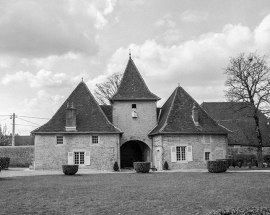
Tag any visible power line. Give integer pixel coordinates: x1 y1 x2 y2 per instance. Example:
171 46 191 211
15 124 39 127
17 117 41 126
0 117 10 123
17 115 49 119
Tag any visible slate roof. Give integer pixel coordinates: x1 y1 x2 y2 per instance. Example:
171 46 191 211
201 102 270 147
149 87 229 135
100 105 113 123
111 57 160 101
32 81 121 134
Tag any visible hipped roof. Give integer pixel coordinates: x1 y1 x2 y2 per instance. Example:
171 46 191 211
149 87 228 135
201 102 270 147
111 57 160 101
32 81 121 134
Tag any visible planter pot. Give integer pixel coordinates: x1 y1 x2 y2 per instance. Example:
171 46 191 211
133 162 150 173
62 165 79 175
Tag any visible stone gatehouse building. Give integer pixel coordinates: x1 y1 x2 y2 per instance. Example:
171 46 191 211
32 57 229 170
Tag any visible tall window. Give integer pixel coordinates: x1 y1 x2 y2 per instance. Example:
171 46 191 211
205 152 210 161
74 152 85 164
176 146 186 161
56 136 63 144
92 136 99 144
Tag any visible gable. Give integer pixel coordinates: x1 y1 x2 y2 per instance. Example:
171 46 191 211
149 87 228 135
32 81 121 134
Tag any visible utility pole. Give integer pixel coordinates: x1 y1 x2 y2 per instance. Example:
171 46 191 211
12 113 15 147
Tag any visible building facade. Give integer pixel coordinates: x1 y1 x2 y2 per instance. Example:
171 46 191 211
32 57 229 170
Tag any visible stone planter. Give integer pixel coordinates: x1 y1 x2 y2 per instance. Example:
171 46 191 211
62 165 79 175
133 162 150 173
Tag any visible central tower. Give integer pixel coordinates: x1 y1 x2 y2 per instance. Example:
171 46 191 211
111 56 160 167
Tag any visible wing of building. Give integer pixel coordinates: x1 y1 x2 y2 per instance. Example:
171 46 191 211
32 57 229 170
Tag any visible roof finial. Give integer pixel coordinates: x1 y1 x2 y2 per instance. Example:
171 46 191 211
82 77 83 82
178 83 180 87
129 49 131 59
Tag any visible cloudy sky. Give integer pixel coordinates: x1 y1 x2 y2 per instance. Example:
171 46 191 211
1 0 270 135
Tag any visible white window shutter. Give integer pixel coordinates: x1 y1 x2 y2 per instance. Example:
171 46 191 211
171 146 176 162
187 146 193 161
85 151 90 165
68 152 73 165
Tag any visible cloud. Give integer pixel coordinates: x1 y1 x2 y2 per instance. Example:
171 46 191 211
155 13 176 28
1 69 87 88
106 14 270 104
181 10 209 23
0 0 117 58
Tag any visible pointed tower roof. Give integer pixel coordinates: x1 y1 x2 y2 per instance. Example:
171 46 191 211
111 57 160 101
32 81 122 134
149 86 229 135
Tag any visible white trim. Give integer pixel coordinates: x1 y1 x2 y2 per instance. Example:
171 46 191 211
175 144 188 163
65 126 76 131
73 151 86 165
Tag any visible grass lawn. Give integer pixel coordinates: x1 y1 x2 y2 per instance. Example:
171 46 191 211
1 172 270 215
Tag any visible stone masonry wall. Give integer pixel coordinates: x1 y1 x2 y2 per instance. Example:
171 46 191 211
34 134 119 170
113 100 157 149
153 134 227 169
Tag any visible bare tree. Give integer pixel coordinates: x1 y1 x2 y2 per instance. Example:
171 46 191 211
94 72 123 105
224 52 270 168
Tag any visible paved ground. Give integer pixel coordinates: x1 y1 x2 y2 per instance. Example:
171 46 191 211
1 168 270 178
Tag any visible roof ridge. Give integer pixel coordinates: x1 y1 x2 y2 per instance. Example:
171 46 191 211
82 82 123 133
32 82 84 133
129 59 161 100
159 87 178 133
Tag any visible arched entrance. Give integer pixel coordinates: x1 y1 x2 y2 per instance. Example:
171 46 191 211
120 140 150 168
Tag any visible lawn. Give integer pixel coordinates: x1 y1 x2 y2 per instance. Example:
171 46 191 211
1 172 270 215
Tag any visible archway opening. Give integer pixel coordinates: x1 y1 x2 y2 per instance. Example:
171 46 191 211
120 140 150 168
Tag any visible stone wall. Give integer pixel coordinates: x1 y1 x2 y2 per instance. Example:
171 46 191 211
228 146 270 156
153 134 227 169
34 134 119 170
112 100 157 149
0 146 34 167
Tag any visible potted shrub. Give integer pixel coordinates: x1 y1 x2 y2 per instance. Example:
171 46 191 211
163 161 169 170
62 165 79 175
133 162 150 173
207 160 228 173
113 161 119 171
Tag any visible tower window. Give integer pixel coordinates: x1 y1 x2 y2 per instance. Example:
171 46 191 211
132 104 136 108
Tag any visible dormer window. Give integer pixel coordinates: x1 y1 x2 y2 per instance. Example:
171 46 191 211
132 104 137 118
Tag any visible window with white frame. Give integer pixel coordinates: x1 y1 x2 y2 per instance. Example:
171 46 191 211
205 152 210 161
56 136 63 144
176 146 186 161
74 152 85 164
92 136 99 144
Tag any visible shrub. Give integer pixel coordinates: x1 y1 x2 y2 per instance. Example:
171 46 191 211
252 159 258 167
62 165 79 175
163 161 169 170
237 160 242 168
0 157 10 169
113 161 119 171
207 160 228 173
206 207 270 215
133 162 150 173
217 159 233 168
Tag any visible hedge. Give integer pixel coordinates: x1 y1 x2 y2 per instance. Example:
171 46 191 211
0 157 10 169
0 146 34 167
62 165 79 175
207 160 228 173
207 207 270 215
133 162 150 173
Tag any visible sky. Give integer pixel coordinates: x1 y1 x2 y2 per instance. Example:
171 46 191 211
1 0 270 135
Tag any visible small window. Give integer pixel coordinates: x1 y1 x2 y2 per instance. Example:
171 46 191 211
74 152 84 164
176 146 186 161
56 136 63 144
92 136 99 144
205 152 210 161
132 104 136 108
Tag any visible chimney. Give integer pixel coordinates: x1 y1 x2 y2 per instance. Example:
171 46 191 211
65 102 77 131
192 102 199 126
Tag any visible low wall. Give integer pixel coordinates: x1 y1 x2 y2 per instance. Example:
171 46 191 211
0 146 34 167
228 146 270 156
